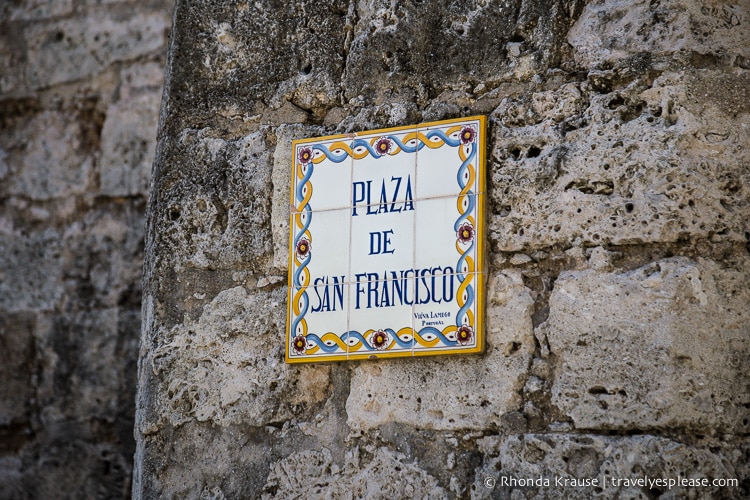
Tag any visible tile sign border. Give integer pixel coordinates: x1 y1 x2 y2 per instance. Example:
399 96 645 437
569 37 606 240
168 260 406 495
286 116 486 363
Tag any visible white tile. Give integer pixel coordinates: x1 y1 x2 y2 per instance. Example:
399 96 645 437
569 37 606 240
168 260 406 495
350 204 415 279
414 195 479 275
347 275 414 357
293 138 352 212
288 281 349 360
412 271 481 352
416 118 483 200
290 207 351 282
351 129 417 212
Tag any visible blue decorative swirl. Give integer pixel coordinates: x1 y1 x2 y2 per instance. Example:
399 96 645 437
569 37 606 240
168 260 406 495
292 252 311 287
424 129 461 148
295 162 314 202
453 193 475 230
455 284 474 327
315 144 349 163
305 333 340 353
455 239 474 279
350 138 381 157
305 131 468 163
417 326 457 346
340 330 368 347
293 209 312 242
290 291 309 336
456 142 477 189
386 328 413 348
390 135 421 153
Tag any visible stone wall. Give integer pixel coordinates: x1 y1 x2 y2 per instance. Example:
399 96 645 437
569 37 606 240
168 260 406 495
0 1 173 497
136 0 750 498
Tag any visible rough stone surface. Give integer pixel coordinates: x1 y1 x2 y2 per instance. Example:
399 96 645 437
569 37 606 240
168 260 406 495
261 447 447 499
346 270 534 432
146 286 329 428
136 0 750 499
488 69 750 252
545 256 750 434
100 92 162 196
0 1 173 498
475 433 750 499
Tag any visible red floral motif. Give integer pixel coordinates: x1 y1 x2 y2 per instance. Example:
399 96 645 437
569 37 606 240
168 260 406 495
296 237 311 257
292 335 307 353
375 137 392 156
459 126 476 144
297 146 313 164
456 325 473 345
371 329 389 350
457 222 474 244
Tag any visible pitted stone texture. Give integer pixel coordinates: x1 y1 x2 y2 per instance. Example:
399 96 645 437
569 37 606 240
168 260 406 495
545 256 750 433
261 447 447 499
100 92 162 196
474 433 750 499
488 70 750 252
343 0 578 105
3 0 74 21
347 271 534 432
161 0 347 135
568 0 749 68
0 312 36 428
154 130 274 272
3 109 94 200
23 11 170 89
144 286 330 428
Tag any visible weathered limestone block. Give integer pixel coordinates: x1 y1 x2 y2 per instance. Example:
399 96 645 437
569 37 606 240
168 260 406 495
261 447 446 499
100 92 161 196
347 270 534 432
4 0 74 22
545 256 750 433
0 27 25 95
61 207 146 308
24 11 170 89
143 286 330 429
0 312 36 428
1 1 171 498
34 309 131 425
152 130 275 273
474 433 750 499
136 0 750 498
488 69 750 252
0 456 24 500
0 308 142 498
4 109 93 200
568 0 749 68
344 0 574 104
15 440 133 499
161 0 346 135
119 62 166 97
0 227 65 312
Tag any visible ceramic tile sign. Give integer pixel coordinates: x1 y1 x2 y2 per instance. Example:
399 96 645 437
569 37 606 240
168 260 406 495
286 116 486 363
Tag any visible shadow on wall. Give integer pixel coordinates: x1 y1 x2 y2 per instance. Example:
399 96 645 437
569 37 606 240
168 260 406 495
0 1 174 498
